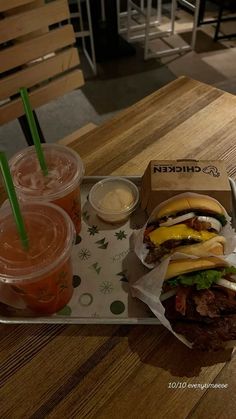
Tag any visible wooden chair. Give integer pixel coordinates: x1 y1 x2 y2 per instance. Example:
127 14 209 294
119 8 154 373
0 0 85 145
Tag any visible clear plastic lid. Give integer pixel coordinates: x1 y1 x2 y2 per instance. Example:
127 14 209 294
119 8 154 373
89 177 139 215
0 202 75 283
9 144 85 201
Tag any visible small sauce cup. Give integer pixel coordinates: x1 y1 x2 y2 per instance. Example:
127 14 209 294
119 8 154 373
88 177 139 223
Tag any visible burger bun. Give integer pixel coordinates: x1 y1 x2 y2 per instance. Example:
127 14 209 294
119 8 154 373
155 195 225 221
165 256 229 281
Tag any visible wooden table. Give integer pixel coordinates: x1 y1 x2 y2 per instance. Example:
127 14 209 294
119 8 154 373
1 76 236 418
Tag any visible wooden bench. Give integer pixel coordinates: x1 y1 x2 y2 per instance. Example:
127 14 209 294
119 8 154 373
0 0 84 144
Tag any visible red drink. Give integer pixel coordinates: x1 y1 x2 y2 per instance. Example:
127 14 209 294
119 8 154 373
0 202 75 315
10 144 84 234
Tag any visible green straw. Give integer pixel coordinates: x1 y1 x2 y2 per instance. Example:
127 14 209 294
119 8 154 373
20 87 48 176
0 152 29 250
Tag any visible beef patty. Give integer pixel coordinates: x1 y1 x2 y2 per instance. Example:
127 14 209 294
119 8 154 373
162 288 236 350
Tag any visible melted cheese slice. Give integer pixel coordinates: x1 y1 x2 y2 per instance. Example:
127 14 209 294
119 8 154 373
148 224 216 246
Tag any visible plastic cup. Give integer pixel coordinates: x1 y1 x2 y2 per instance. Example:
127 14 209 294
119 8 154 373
9 144 84 234
89 177 139 223
0 202 75 315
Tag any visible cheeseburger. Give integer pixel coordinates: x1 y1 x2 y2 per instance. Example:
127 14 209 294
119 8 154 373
161 257 236 351
144 194 227 265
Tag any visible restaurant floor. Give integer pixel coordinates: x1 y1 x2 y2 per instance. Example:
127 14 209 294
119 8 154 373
0 6 235 159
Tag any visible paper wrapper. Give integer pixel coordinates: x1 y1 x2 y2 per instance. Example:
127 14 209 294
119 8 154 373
131 251 236 349
134 192 236 269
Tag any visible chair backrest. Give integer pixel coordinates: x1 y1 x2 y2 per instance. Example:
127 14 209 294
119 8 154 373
0 0 84 125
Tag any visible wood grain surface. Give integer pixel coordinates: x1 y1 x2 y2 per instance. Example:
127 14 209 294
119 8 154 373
1 77 236 419
0 69 84 125
0 48 80 101
0 26 75 73
70 76 236 180
0 0 69 43
0 0 36 12
0 0 82 124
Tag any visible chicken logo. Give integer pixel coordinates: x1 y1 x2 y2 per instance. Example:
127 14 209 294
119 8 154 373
202 165 220 177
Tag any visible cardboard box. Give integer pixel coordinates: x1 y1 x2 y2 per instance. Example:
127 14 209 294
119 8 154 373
141 160 232 215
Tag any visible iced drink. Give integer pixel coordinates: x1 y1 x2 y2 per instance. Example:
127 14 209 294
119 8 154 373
9 144 84 234
0 202 75 315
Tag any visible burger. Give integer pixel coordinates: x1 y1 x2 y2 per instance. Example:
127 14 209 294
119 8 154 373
144 195 227 265
161 257 236 351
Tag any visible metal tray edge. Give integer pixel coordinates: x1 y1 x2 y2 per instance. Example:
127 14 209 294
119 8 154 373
0 316 160 325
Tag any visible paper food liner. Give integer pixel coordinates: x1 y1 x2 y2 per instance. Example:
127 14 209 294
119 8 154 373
131 251 236 349
134 192 236 269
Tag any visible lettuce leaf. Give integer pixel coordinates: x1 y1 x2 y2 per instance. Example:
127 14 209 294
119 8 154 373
222 266 236 275
167 267 236 291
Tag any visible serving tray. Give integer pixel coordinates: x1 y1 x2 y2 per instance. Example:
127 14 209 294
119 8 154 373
0 176 236 324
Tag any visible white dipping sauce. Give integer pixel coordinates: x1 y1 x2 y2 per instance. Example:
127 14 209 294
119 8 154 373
99 186 134 211
89 178 139 224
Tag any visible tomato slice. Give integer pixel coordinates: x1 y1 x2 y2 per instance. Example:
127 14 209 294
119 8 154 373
175 287 190 315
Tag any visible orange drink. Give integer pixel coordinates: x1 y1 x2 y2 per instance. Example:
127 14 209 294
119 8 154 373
0 202 75 315
10 144 84 234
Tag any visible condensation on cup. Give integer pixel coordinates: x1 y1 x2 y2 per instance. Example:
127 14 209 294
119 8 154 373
9 144 84 234
0 202 75 315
